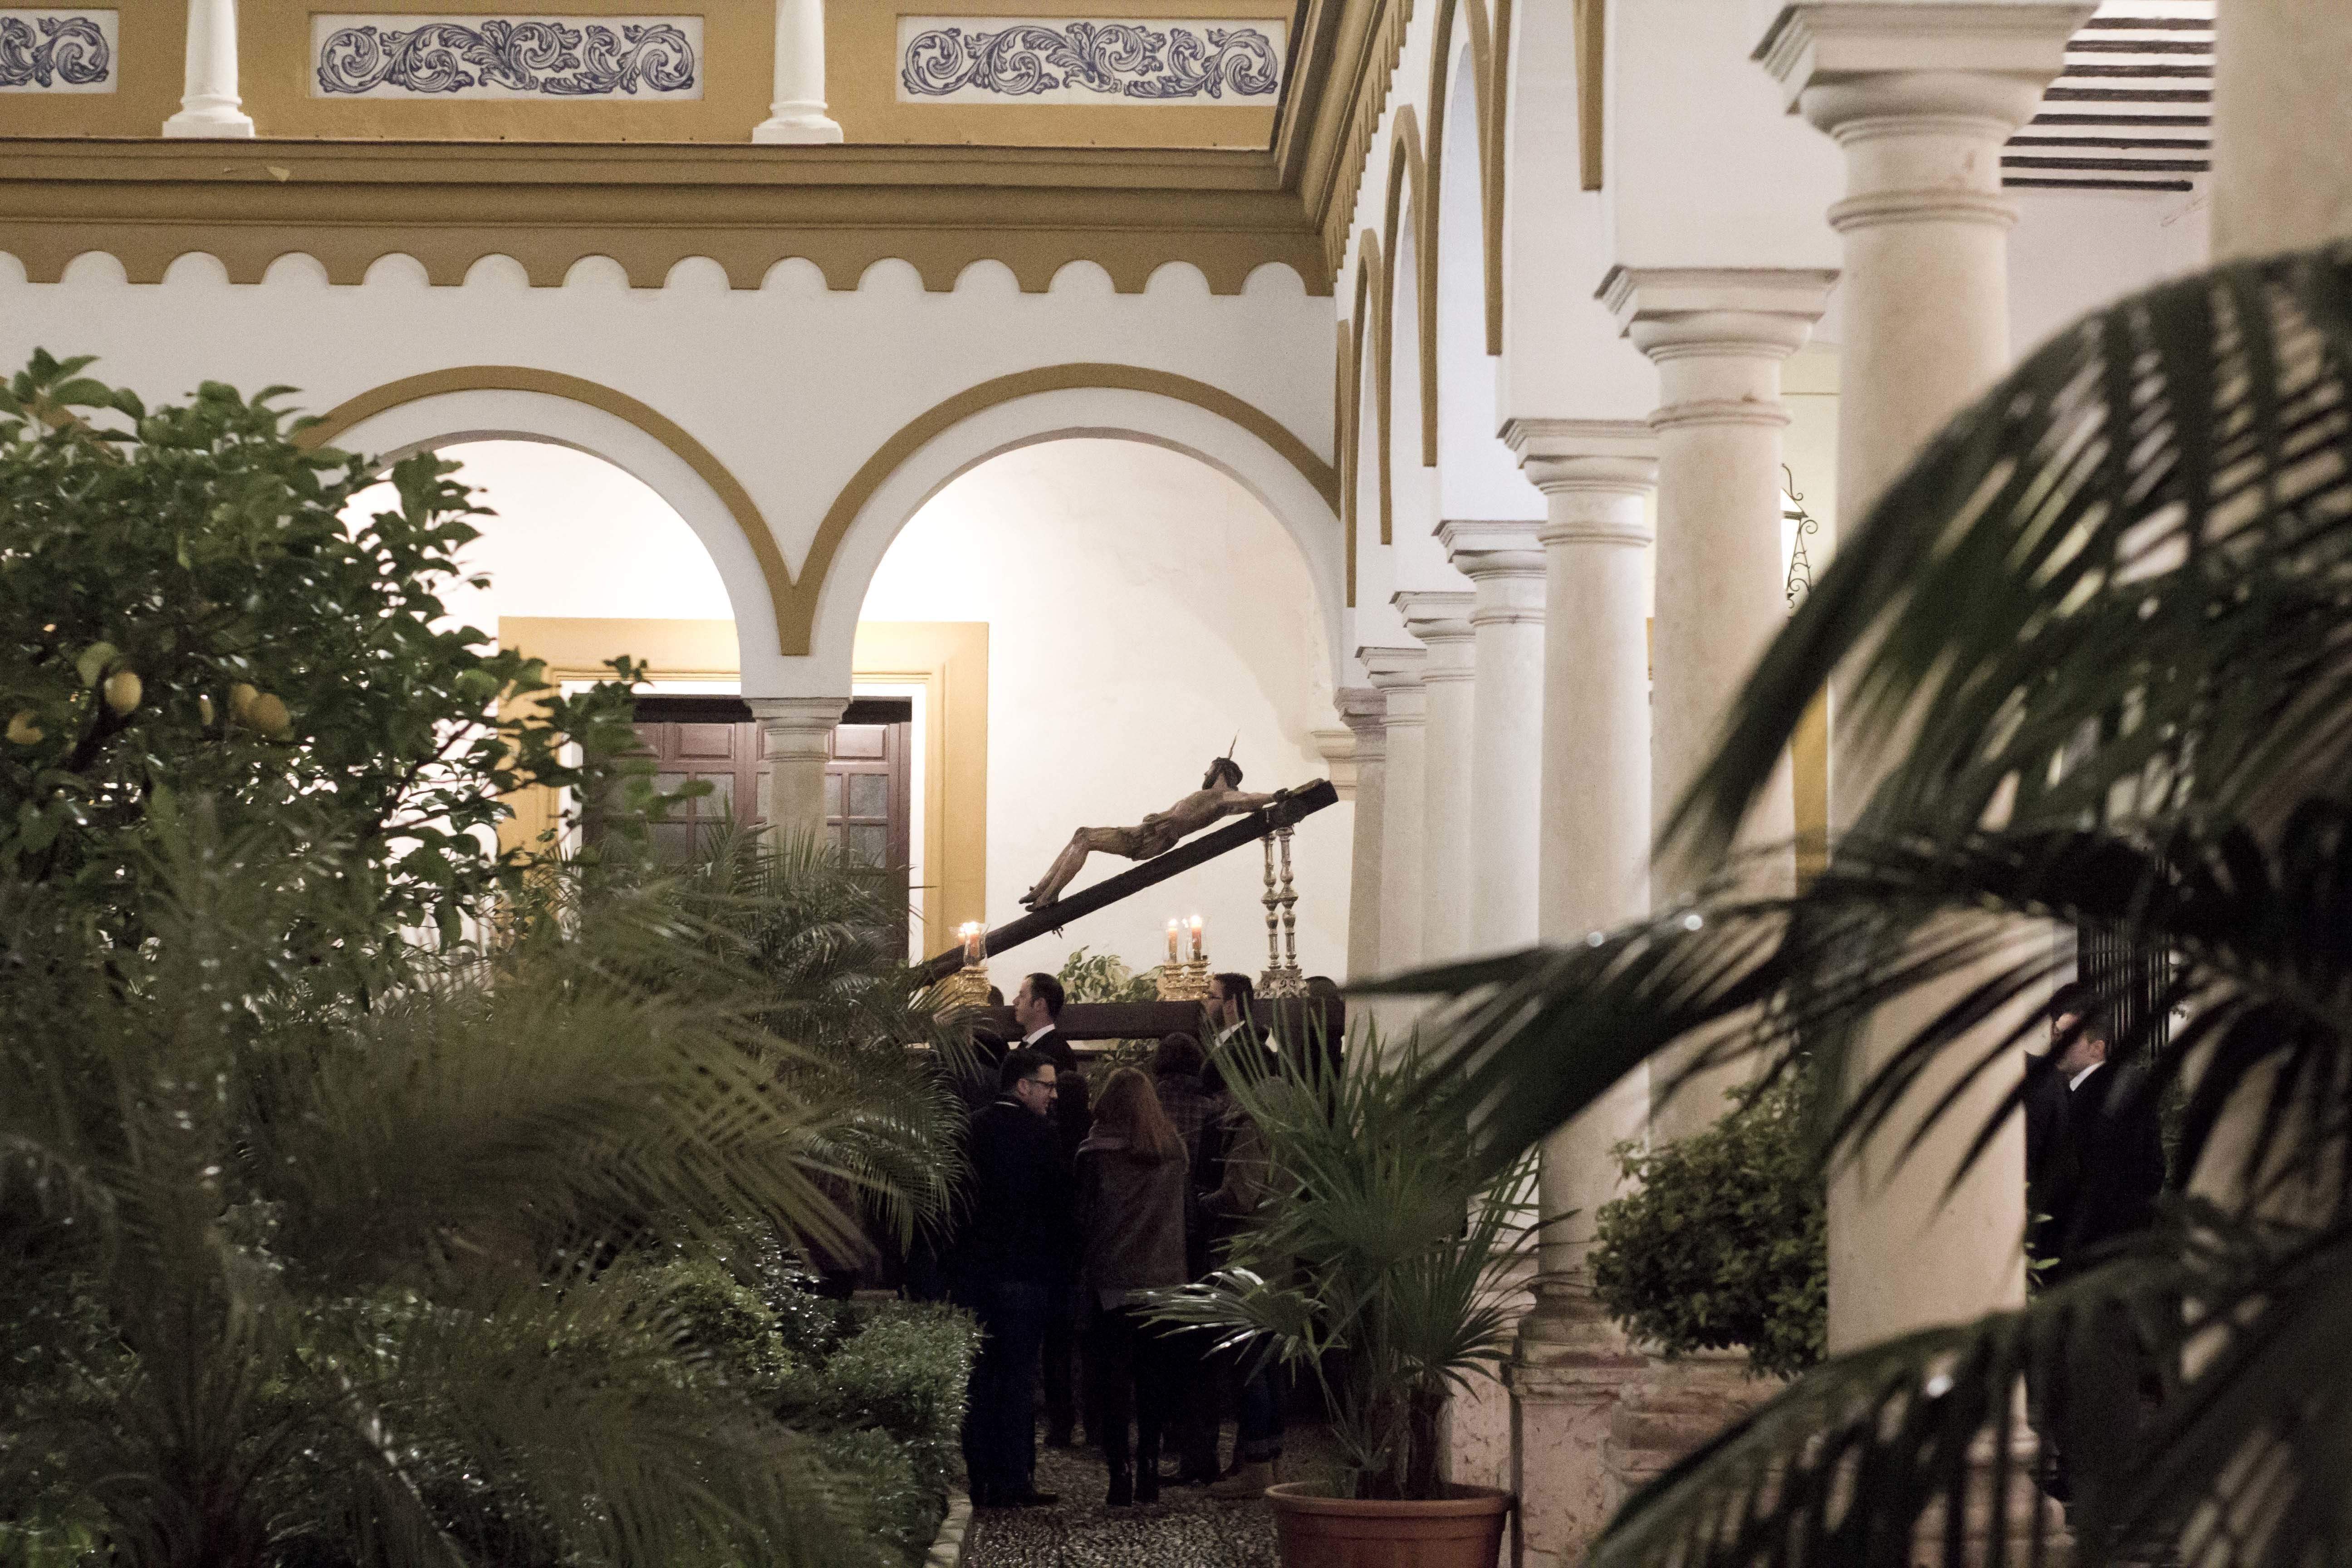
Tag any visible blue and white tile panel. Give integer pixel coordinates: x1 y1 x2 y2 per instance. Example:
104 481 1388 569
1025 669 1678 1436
0 9 115 93
897 16 1284 105
311 14 701 99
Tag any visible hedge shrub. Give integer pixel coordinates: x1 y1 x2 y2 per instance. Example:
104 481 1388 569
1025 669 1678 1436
1588 1080 1827 1379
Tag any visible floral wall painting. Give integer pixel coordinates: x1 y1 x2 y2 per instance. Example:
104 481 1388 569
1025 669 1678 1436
0 10 115 93
311 14 701 99
897 16 1286 105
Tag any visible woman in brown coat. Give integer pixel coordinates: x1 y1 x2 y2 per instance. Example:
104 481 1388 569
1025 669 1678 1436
1073 1066 1191 1506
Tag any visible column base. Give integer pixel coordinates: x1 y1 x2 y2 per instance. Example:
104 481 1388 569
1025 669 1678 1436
161 107 255 138
1508 1292 1650 1568
752 107 845 144
1603 1348 1780 1517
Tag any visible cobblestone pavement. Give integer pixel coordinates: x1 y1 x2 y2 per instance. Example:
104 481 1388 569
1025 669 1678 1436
961 1424 1340 1568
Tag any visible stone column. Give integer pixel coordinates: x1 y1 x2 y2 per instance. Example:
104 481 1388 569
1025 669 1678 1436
1359 648 1428 972
1761 1 2084 1358
753 0 845 144
162 0 255 138
1604 267 1833 1144
1334 689 1390 981
1500 419 1662 1568
2212 0 2352 258
1395 591 1477 963
1441 521 1548 956
748 697 848 846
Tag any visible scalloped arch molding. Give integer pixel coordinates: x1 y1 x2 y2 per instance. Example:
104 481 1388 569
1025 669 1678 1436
300 363 1339 657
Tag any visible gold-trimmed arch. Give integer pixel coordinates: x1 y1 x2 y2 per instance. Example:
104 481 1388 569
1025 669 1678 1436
805 363 1339 644
303 362 1334 658
1378 106 1432 485
1341 231 1386 604
299 364 799 654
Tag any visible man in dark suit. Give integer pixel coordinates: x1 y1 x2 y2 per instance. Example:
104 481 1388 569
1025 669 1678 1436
1012 970 1088 1447
2032 983 2167 1529
958 1047 1068 1509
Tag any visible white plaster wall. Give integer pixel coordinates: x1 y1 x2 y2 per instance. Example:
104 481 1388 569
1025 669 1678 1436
2008 186 2212 359
860 438 1353 986
395 440 735 641
1607 0 1842 273
0 252 1334 696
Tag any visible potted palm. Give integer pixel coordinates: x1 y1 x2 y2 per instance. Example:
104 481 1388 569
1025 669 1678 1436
1150 1033 1529 1567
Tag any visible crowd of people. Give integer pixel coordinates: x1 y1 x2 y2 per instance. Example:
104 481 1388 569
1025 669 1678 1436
949 967 1288 1510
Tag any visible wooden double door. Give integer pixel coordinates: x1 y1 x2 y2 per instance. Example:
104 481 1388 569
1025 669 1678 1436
615 695 913 954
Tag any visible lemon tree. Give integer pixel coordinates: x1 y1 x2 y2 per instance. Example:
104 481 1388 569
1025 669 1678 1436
0 350 644 949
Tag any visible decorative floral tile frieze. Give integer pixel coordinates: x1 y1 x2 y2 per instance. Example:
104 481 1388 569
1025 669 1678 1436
0 9 115 93
897 16 1284 105
311 15 701 99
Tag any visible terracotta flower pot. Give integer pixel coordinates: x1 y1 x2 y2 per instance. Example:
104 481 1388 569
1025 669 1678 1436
1264 1482 1513 1568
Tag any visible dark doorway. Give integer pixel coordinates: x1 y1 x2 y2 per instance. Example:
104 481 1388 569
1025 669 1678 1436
598 695 916 958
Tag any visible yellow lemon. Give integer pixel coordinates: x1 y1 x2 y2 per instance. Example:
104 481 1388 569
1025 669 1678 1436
102 670 142 716
247 693 292 739
228 682 260 723
197 694 215 726
5 710 41 745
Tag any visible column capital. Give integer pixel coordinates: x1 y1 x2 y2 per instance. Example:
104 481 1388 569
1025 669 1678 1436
1311 725 1360 798
1505 420 1660 524
1757 3 2088 118
1441 519 1547 629
1601 266 1838 363
1357 645 1427 726
745 696 848 759
1394 590 1477 684
1334 686 1388 762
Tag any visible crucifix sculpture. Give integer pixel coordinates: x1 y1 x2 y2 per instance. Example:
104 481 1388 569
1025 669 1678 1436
1020 751 1284 911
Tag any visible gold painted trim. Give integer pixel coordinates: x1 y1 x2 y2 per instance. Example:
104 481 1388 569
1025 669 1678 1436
1346 230 1386 549
297 366 801 662
493 616 991 953
853 621 991 951
1574 0 1604 192
0 139 1328 295
1377 105 1434 473
803 362 1340 645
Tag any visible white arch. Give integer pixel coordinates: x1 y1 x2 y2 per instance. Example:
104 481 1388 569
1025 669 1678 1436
321 387 788 692
811 387 1344 698
1436 43 1540 522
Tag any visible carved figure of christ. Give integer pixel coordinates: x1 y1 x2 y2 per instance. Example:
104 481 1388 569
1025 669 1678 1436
1020 757 1279 911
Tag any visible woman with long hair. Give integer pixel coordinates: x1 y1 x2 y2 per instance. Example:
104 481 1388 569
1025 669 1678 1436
1073 1065 1190 1505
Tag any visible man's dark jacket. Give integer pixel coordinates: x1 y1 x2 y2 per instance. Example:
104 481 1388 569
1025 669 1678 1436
2046 1059 2166 1281
963 1097 1074 1286
1025 1026 1092 1165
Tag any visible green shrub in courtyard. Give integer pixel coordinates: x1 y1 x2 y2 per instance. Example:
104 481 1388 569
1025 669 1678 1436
1588 1079 1826 1378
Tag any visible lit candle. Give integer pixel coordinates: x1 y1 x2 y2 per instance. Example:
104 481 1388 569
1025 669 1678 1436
1188 914 1205 963
1166 918 1181 965
959 921 984 968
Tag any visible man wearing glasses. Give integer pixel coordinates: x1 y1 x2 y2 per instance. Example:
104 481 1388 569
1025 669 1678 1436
959 1047 1069 1508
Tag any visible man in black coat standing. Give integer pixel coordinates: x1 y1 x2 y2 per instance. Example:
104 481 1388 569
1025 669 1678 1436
2030 982 2167 1529
1012 970 1089 1448
959 1047 1069 1509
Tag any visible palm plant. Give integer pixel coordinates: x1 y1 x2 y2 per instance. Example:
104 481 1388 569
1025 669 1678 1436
1148 1033 1536 1501
1384 243 2352 1568
0 808 921 1568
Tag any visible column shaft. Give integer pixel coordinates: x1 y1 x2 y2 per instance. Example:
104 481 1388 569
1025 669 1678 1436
163 0 255 138
1762 3 2084 1355
749 697 849 845
754 0 844 143
1606 268 1832 1143
1396 592 1477 963
1502 420 1663 1568
1442 521 1548 956
1360 649 1428 972
1336 689 1390 981
2212 0 2352 260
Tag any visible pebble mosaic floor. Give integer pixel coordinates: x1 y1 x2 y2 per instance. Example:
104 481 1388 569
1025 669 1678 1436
961 1423 1341 1568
